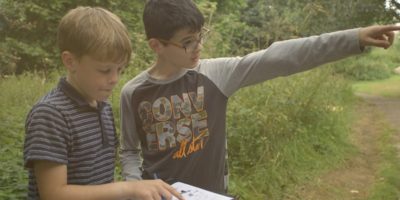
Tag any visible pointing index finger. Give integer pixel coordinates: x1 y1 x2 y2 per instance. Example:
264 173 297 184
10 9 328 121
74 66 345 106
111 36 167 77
379 24 400 32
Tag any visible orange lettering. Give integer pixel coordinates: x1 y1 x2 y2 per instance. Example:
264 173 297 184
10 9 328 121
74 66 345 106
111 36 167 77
173 140 188 159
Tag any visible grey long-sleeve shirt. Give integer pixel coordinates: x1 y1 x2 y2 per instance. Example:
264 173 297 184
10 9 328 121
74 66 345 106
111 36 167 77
120 28 362 193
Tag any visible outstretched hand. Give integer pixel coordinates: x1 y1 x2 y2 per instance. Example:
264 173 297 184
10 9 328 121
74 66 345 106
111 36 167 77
127 179 185 200
359 24 400 49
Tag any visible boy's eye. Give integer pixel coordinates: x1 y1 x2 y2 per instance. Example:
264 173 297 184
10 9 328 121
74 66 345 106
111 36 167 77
182 40 195 47
98 69 111 74
118 67 125 74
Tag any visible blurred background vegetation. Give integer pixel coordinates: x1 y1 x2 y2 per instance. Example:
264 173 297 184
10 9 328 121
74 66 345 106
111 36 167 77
1 0 400 199
0 0 398 76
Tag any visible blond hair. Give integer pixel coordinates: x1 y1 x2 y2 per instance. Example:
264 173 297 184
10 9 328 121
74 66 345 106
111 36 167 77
58 6 132 64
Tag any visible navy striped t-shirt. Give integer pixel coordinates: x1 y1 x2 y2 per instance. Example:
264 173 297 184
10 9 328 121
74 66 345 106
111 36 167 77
23 77 117 199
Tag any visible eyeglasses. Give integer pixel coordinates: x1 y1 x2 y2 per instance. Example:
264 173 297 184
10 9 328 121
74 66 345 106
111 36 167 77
158 27 210 53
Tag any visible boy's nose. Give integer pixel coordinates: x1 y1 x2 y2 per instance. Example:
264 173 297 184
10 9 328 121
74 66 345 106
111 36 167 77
194 42 203 52
109 71 119 85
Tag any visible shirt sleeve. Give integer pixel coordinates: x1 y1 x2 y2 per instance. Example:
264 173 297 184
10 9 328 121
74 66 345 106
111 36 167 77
119 87 143 181
197 28 362 97
24 103 69 168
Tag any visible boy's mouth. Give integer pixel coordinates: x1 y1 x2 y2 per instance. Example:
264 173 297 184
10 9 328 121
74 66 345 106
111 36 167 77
101 88 113 93
191 54 200 61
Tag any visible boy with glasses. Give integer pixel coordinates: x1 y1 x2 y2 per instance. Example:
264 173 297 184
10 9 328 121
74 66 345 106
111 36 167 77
120 0 400 195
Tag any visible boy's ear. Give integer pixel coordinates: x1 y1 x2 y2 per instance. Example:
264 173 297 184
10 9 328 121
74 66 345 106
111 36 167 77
61 51 77 73
148 38 163 53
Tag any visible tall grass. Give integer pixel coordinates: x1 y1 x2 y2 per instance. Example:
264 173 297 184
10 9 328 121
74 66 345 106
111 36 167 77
367 126 400 200
0 73 57 199
353 75 400 98
227 66 355 199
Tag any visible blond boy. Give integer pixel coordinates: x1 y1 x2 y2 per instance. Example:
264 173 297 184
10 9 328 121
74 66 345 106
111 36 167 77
23 6 182 200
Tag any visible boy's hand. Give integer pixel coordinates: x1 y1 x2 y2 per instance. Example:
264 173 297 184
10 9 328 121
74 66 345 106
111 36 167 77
359 24 400 49
127 180 184 200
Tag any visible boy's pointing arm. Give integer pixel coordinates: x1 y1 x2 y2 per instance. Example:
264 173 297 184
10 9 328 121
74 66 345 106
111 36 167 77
199 24 400 98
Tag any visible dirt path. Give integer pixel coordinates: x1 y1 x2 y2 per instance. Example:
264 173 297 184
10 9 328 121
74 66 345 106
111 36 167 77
357 93 400 167
358 93 400 132
286 93 400 200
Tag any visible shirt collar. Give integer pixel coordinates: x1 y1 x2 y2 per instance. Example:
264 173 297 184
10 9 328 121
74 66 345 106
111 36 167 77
59 77 111 146
58 77 106 109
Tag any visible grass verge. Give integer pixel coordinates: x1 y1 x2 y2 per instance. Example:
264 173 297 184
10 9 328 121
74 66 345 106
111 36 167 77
352 75 400 98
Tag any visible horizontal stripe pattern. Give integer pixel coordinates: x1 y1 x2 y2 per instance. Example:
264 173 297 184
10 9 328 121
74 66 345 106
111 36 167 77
24 78 116 199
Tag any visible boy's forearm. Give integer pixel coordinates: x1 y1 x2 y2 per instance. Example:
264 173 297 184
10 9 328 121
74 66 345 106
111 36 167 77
35 161 131 200
45 182 130 200
35 161 183 200
53 180 184 200
120 91 143 181
121 149 143 180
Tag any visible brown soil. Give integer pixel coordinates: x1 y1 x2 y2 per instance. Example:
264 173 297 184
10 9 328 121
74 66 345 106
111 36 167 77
284 93 400 200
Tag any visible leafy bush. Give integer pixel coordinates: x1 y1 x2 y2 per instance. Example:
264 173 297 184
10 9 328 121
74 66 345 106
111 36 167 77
0 0 145 75
334 56 393 81
227 67 355 199
333 39 400 81
1 0 396 75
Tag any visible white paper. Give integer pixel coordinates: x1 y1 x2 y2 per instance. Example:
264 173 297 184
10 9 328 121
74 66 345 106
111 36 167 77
171 182 233 200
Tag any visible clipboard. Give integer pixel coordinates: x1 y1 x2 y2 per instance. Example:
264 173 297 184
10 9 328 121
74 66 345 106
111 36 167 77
171 182 234 200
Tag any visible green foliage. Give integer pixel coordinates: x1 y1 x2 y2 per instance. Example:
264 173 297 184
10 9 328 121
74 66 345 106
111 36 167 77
335 58 392 81
333 40 400 81
1 0 396 75
367 127 400 200
387 0 400 21
293 0 394 34
211 0 396 53
353 76 400 98
0 73 57 199
0 0 146 75
226 67 355 198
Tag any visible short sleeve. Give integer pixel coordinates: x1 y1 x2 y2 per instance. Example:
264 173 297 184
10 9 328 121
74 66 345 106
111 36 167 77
24 103 69 168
